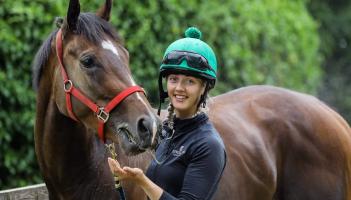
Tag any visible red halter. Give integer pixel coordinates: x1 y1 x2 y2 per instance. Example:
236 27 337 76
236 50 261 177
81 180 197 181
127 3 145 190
55 29 145 143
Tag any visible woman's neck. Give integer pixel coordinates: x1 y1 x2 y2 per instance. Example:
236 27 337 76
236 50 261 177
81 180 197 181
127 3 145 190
175 108 200 119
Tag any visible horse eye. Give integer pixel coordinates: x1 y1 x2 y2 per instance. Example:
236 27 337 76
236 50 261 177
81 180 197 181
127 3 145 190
80 56 95 68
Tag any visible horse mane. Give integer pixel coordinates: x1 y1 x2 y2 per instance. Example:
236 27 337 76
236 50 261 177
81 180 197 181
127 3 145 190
32 12 123 91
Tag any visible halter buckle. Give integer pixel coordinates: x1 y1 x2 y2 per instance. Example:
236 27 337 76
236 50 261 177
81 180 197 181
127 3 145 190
63 80 73 92
97 107 109 123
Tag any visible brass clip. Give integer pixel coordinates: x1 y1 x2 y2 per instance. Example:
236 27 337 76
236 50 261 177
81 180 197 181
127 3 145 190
106 143 121 188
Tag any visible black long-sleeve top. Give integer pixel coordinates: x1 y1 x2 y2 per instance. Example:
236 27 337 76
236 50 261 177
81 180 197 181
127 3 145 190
146 113 226 200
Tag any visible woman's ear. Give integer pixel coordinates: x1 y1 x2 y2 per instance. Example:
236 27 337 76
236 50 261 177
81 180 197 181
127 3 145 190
201 88 206 96
200 81 206 95
198 82 210 108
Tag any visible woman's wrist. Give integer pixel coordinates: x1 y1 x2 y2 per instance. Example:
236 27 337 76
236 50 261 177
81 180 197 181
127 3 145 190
130 171 147 186
138 173 163 200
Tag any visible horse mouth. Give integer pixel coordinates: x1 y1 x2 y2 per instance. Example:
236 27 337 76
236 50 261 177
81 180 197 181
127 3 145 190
118 127 137 144
116 124 146 155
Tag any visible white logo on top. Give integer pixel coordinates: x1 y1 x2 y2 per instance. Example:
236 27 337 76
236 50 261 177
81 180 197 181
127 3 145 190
172 145 186 157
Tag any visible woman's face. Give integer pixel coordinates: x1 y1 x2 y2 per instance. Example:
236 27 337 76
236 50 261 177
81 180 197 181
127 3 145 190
167 74 205 119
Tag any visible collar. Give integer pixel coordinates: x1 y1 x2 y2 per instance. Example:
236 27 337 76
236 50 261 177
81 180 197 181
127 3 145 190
173 112 208 137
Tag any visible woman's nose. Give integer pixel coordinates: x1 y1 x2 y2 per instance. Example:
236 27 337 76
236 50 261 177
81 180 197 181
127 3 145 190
175 81 185 91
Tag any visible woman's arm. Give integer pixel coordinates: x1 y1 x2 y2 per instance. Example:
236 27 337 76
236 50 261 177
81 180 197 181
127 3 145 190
108 135 226 200
108 158 163 200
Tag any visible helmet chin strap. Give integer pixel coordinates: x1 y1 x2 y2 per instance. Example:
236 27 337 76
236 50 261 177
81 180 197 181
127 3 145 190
158 75 168 115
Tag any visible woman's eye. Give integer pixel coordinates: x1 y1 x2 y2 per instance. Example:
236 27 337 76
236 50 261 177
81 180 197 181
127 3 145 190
168 76 178 82
80 56 95 68
186 79 195 85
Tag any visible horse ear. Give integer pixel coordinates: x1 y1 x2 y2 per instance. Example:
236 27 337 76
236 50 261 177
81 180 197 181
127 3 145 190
96 0 112 21
66 0 80 32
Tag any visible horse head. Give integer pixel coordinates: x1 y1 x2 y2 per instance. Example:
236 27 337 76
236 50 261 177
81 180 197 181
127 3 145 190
50 0 160 155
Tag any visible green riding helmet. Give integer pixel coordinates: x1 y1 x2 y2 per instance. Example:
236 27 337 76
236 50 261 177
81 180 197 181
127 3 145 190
158 27 218 111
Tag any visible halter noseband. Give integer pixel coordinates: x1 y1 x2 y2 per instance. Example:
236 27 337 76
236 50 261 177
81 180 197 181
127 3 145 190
55 29 145 143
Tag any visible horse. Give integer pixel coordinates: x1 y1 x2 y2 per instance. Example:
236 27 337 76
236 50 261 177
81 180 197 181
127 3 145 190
32 0 351 200
32 0 161 199
207 85 351 200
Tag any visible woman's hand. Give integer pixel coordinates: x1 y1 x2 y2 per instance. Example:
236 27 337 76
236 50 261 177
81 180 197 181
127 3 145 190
108 158 163 200
108 157 144 184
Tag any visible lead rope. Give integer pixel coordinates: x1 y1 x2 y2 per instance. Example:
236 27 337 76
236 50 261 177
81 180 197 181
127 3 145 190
106 143 126 200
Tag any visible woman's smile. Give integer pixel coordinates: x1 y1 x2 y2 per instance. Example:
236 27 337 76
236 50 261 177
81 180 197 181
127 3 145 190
174 94 186 102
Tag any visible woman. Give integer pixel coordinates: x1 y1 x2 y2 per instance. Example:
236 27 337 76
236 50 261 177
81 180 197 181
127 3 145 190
108 27 226 200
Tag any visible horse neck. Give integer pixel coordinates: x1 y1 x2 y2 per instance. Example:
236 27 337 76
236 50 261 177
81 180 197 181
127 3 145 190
37 100 113 195
40 99 148 199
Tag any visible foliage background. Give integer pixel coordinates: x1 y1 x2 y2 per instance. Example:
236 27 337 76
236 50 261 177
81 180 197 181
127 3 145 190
308 0 351 122
0 0 349 189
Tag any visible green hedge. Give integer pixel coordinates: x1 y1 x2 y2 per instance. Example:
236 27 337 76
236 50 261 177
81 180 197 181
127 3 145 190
308 0 351 123
0 0 65 189
0 0 321 189
107 0 321 99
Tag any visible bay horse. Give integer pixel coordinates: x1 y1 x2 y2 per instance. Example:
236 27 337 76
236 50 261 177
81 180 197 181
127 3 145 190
32 0 161 199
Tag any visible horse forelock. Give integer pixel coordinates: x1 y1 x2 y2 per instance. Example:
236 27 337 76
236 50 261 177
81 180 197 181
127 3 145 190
76 13 122 45
32 12 123 91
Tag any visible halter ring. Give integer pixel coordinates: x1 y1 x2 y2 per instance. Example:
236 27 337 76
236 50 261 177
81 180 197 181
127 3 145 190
63 80 73 92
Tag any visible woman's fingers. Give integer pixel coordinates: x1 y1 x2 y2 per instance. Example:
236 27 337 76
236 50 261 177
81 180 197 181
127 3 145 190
123 167 145 184
123 167 136 176
108 157 123 174
108 157 121 167
108 158 144 182
123 167 142 175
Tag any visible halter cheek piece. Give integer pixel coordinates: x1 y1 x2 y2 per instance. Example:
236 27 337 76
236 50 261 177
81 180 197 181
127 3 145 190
55 29 145 143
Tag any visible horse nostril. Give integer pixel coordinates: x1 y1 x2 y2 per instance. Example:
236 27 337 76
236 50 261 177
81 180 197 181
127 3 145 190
137 117 150 137
137 116 159 149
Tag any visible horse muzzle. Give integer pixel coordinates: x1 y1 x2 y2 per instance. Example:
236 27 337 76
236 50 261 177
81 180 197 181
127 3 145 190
111 115 161 155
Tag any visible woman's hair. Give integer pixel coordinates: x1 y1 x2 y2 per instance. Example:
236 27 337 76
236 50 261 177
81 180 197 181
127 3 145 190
198 81 211 108
166 103 175 130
